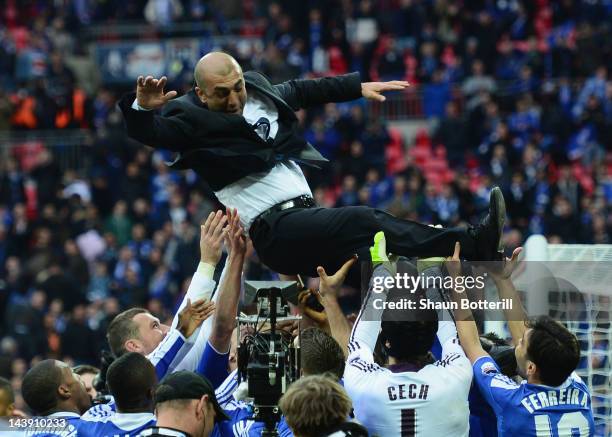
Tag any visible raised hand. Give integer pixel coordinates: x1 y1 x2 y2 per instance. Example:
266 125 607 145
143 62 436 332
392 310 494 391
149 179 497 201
136 75 178 110
445 241 462 279
200 211 228 266
316 256 357 299
361 80 410 102
489 247 523 280
298 289 329 330
224 208 246 258
177 298 216 338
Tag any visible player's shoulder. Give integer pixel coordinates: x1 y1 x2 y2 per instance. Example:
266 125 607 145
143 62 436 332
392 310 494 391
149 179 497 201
81 401 116 422
567 371 590 391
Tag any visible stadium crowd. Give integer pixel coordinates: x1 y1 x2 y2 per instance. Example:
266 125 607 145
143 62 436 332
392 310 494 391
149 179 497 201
0 0 611 436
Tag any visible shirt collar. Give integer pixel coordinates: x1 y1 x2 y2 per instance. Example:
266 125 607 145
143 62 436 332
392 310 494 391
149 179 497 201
46 411 81 419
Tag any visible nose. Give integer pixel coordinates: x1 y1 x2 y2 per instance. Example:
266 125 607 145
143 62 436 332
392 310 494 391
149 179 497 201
161 324 170 335
228 91 241 111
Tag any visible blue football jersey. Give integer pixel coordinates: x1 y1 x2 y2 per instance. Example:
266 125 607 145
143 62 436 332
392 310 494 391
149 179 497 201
473 356 595 437
79 411 156 437
469 383 498 437
197 341 230 389
27 413 86 437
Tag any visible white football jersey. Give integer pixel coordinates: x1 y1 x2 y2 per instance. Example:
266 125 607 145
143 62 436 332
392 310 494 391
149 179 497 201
344 266 473 437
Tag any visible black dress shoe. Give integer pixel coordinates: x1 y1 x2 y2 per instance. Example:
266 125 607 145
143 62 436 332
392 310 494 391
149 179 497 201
469 186 506 261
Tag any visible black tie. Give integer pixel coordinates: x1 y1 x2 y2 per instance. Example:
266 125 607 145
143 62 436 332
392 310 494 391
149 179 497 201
252 117 271 142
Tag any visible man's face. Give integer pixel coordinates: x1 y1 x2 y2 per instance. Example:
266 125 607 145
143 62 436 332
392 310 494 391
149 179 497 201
196 396 217 437
0 388 14 417
58 363 92 414
132 313 170 355
196 67 247 115
79 372 98 401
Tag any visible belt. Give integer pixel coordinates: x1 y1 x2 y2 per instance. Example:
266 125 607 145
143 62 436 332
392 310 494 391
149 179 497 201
252 195 316 226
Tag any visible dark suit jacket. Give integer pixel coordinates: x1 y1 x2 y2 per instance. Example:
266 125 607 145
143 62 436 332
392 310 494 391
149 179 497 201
118 71 362 190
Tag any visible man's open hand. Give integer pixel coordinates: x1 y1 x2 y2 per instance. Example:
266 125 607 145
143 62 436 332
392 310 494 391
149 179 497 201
177 298 216 338
298 289 329 330
445 242 462 279
361 81 410 102
136 75 178 110
200 211 228 266
316 256 357 299
489 247 523 281
224 208 246 258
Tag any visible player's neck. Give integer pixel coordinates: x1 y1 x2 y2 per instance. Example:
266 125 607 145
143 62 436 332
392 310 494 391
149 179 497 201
48 402 80 416
388 354 432 368
527 375 543 385
156 413 197 435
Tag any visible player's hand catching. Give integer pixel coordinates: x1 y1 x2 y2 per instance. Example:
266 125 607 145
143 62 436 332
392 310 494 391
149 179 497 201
200 211 228 266
136 75 178 110
224 207 246 259
298 289 328 328
445 242 462 279
488 247 523 281
316 256 357 299
361 81 410 102
177 298 216 338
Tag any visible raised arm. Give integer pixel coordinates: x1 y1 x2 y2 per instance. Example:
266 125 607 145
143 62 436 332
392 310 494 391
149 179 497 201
446 242 488 364
488 248 525 346
171 211 227 330
274 72 409 110
118 75 194 151
316 257 357 357
208 208 246 353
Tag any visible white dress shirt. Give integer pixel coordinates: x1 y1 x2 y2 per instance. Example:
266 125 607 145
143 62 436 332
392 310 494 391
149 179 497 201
133 91 312 231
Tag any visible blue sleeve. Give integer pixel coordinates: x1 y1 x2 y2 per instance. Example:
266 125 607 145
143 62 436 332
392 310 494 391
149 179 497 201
472 356 519 415
197 341 230 389
147 330 188 380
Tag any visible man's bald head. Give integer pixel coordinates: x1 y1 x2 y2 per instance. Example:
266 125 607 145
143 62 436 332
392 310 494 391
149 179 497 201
194 52 247 114
194 52 241 88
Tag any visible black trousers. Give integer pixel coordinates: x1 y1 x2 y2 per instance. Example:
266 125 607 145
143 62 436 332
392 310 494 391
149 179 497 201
249 206 476 279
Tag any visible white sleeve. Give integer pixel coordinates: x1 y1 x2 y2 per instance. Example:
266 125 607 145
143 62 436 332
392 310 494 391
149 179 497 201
171 261 232 372
131 99 153 111
435 321 472 381
171 262 217 330
147 329 192 379
346 265 393 361
344 265 390 388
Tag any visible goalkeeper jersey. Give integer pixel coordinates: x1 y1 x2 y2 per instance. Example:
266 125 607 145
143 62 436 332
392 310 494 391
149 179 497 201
344 265 472 437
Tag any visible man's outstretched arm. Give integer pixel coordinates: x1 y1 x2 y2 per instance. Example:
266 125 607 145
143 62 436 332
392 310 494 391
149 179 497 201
446 242 489 364
488 248 525 346
316 256 357 357
275 72 409 110
118 75 194 151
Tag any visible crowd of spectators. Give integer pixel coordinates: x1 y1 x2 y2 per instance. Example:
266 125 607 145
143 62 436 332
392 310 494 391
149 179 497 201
0 0 611 416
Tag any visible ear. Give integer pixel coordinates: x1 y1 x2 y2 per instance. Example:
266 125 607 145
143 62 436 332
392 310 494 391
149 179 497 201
195 395 209 419
526 360 537 378
57 383 71 400
195 87 207 103
125 339 141 353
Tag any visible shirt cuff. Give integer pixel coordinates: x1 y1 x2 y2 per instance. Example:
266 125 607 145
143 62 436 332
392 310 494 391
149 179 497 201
197 262 216 279
131 99 153 111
